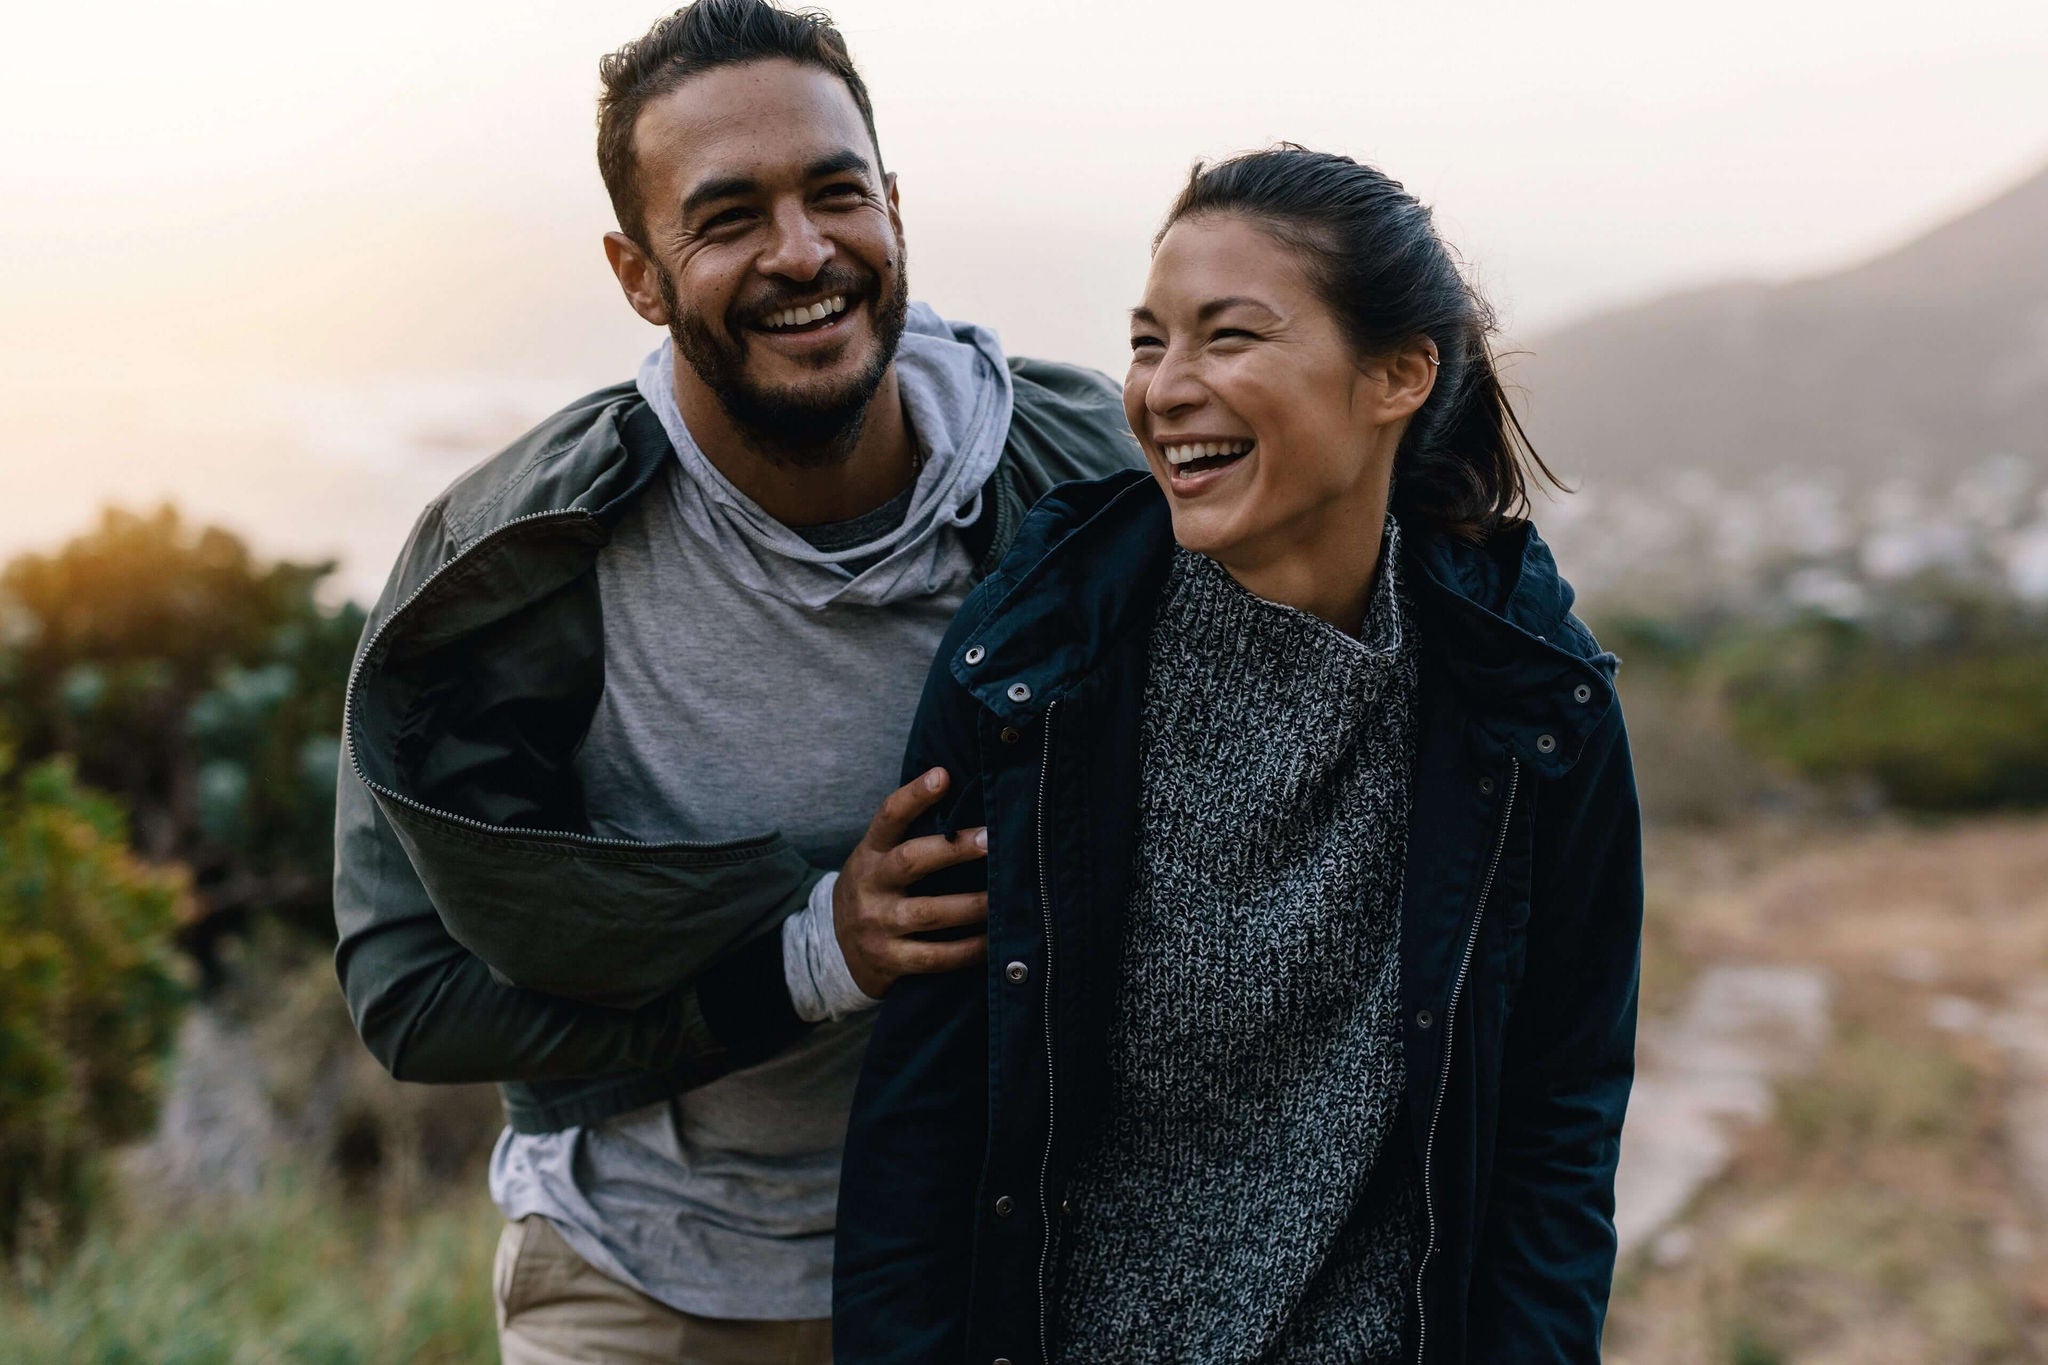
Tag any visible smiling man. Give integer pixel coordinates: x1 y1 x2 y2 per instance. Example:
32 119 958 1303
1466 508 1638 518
330 2 1136 1361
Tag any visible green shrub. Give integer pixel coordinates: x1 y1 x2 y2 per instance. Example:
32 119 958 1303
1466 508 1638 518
1596 591 2048 816
0 506 364 944
1728 639 2048 812
0 745 189 1265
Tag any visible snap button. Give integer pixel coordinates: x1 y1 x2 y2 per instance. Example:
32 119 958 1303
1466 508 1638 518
1573 683 1593 704
1479 776 1495 797
999 726 1023 745
963 645 986 665
995 1358 1015 1365
1416 1009 1434 1030
1007 682 1032 703
994 1195 1015 1217
1536 733 1557 755
1060 1197 1072 1217
1005 960 1029 984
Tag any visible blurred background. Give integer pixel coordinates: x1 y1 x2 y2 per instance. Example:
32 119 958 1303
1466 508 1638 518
2 1 2046 1360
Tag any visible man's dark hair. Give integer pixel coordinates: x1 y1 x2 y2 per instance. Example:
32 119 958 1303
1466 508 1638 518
598 0 882 248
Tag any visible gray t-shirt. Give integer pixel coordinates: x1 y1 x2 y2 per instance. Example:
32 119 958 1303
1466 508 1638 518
490 308 1010 1320
488 461 970 1319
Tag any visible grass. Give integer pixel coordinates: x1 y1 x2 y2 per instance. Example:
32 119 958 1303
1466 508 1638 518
0 1173 497 1365
10 817 2048 1363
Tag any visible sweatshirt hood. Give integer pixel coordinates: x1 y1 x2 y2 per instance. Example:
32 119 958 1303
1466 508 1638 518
636 302 1014 610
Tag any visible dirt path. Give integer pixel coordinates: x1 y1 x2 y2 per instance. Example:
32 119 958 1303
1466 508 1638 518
1606 817 2048 1363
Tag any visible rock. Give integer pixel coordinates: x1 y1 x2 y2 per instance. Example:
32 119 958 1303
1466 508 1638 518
1987 978 2048 1217
1650 1225 1696 1268
125 1005 287 1198
1614 964 1834 1260
1991 1223 2034 1262
1928 995 1986 1034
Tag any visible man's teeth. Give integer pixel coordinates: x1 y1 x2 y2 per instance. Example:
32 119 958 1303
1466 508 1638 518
1162 440 1255 466
761 295 850 330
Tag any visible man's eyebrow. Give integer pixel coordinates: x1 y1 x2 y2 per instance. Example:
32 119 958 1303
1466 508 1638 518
680 174 759 219
804 148 874 181
678 149 875 220
1129 306 1159 327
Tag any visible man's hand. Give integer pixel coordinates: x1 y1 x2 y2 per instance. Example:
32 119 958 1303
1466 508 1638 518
834 768 990 999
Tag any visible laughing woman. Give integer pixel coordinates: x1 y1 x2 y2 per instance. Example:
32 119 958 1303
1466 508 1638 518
833 147 1643 1365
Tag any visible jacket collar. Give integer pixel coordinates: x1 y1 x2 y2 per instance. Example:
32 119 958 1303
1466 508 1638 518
953 470 1617 778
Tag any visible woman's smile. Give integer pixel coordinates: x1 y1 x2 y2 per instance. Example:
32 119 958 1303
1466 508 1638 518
1158 436 1257 491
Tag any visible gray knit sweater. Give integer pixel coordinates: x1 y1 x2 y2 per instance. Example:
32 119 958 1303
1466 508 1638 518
1054 528 1421 1364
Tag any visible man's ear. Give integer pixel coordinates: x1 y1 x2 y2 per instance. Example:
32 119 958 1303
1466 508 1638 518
885 171 904 247
604 231 672 328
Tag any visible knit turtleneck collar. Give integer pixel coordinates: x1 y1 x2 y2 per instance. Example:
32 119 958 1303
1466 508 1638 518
1164 515 1409 661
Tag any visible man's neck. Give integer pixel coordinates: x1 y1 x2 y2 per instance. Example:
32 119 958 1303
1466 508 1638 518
671 357 918 528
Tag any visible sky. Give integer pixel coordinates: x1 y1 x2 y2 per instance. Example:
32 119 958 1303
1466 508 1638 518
2 0 2045 594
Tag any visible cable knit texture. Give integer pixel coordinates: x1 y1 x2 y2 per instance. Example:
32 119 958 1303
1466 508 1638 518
1054 524 1421 1364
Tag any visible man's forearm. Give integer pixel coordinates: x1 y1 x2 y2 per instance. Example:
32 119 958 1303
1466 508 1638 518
342 916 808 1086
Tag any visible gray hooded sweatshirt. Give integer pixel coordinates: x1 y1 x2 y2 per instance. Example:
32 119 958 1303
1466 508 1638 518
489 304 1014 1320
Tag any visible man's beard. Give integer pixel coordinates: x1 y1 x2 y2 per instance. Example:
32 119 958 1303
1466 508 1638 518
659 256 910 468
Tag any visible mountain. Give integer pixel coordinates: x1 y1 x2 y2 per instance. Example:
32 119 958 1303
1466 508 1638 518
1514 159 2048 489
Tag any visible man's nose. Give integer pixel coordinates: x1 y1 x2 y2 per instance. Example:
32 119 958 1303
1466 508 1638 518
757 204 831 281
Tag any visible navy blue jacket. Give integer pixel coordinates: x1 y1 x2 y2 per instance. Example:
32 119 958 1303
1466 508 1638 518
834 471 1642 1364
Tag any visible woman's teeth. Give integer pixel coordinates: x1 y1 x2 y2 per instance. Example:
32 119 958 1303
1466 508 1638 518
760 295 850 331
1162 440 1254 467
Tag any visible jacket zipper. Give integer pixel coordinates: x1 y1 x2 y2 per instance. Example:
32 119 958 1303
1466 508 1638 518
1034 700 1061 1365
340 507 768 855
1413 758 1519 1365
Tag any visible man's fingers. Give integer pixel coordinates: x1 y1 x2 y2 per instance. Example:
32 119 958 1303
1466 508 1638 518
887 892 988 936
887 934 988 977
863 768 951 851
884 828 989 886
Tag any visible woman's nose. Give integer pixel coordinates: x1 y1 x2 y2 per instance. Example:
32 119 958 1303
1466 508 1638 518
1145 347 1205 416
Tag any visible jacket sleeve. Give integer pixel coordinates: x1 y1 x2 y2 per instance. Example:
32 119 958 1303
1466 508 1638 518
334 759 801 1084
331 505 806 1087
1466 698 1643 1360
834 617 993 1363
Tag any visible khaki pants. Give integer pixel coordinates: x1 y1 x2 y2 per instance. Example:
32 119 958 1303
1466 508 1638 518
494 1216 832 1365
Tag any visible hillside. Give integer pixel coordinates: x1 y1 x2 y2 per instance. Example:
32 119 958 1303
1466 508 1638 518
1515 159 2048 489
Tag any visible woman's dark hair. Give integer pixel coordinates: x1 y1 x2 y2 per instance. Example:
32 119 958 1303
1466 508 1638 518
598 0 881 249
1161 145 1559 542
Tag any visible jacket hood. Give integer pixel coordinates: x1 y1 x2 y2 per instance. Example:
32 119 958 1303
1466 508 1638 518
636 302 1014 610
952 469 1618 778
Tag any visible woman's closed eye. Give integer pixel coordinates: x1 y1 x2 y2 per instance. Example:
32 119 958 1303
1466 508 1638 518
1129 328 1260 353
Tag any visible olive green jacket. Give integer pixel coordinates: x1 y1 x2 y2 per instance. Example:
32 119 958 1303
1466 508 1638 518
333 361 1139 1133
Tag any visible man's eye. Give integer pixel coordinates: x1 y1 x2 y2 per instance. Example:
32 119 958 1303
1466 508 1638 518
1212 328 1257 342
819 182 866 201
1129 334 1163 352
701 208 754 231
